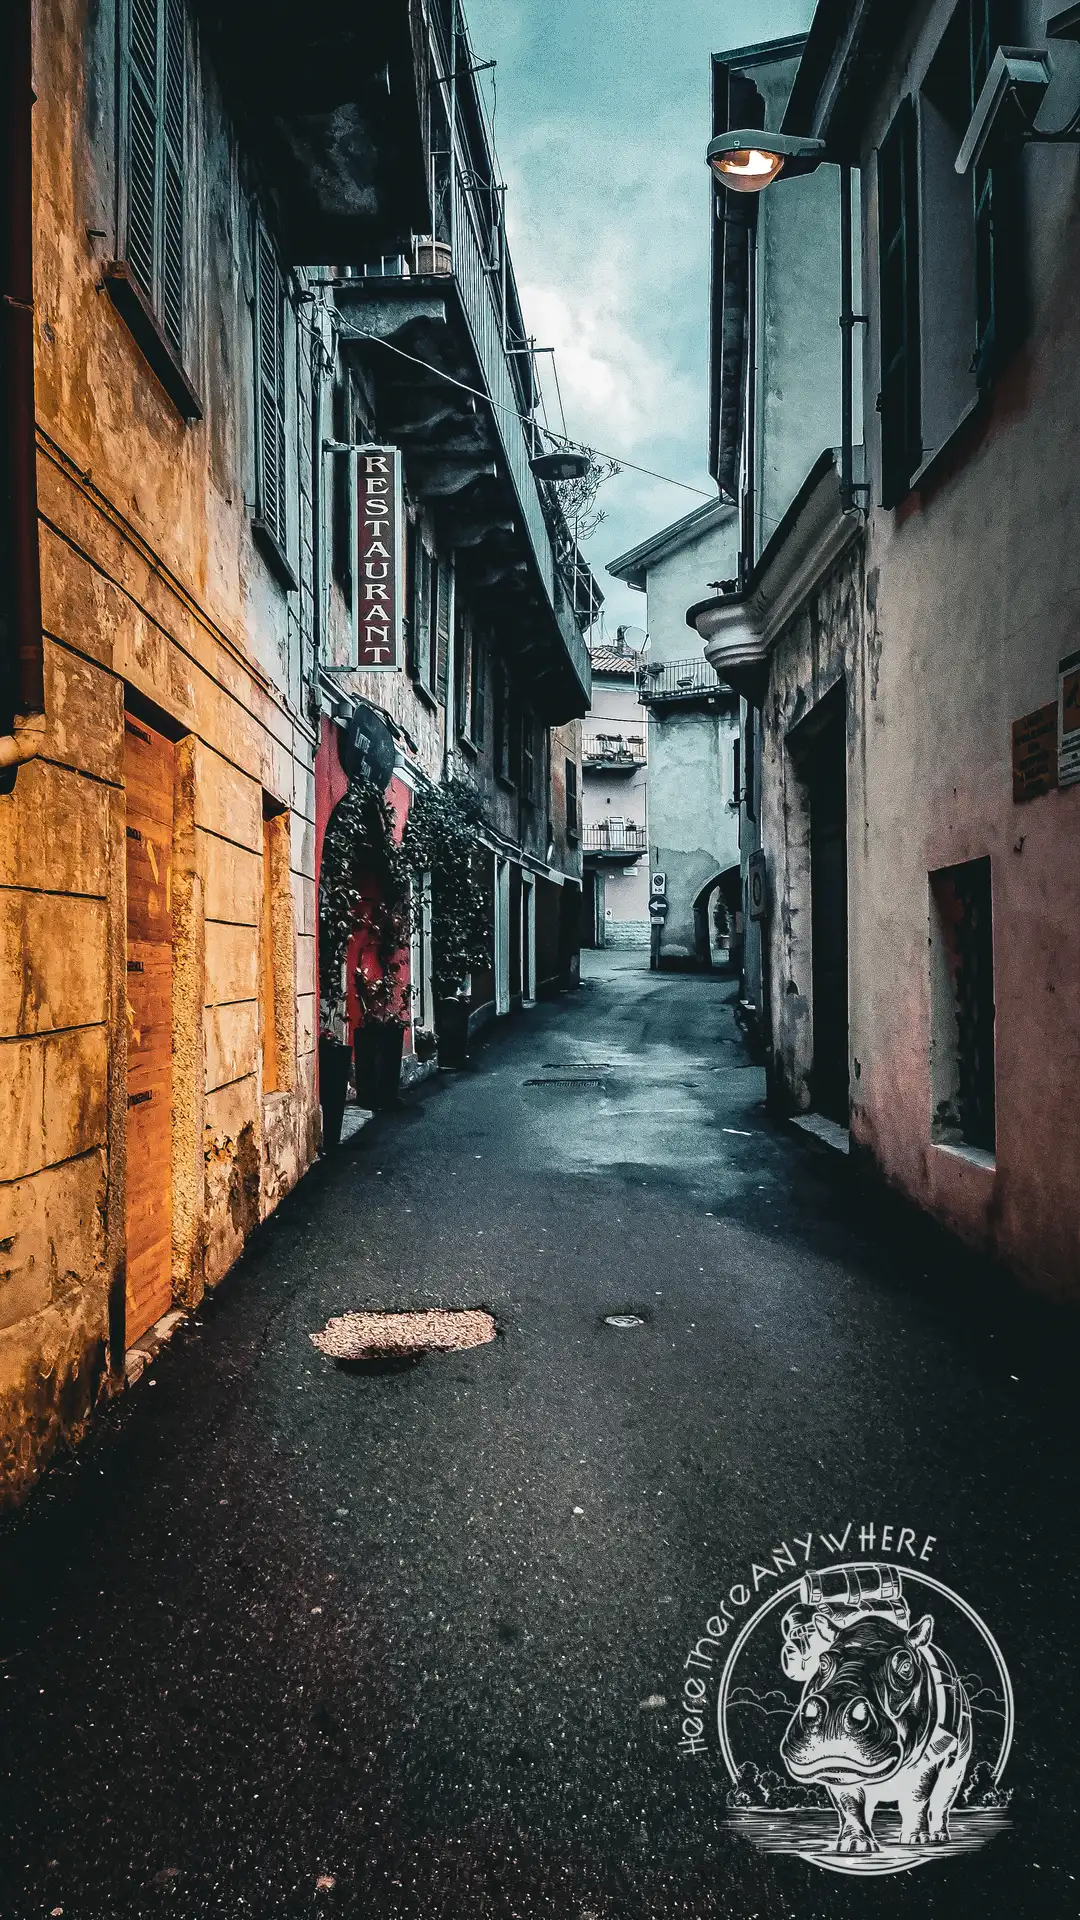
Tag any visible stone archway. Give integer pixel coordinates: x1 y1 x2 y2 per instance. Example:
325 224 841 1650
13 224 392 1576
692 866 742 969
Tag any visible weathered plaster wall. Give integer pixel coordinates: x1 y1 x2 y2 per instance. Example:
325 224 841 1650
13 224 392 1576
650 706 740 963
643 526 740 964
841 1 1080 1293
762 545 864 1113
0 0 321 1504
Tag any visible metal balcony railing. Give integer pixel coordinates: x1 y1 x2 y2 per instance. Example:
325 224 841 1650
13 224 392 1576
582 822 648 855
582 733 646 766
638 657 727 703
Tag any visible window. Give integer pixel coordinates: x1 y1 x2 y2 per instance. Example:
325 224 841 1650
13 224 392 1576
121 0 186 354
471 633 487 744
969 0 1025 386
565 757 579 841
331 377 354 605
109 0 200 416
918 8 980 461
494 664 511 781
930 856 995 1156
744 710 757 821
521 713 536 804
877 98 921 506
253 223 295 587
453 599 469 737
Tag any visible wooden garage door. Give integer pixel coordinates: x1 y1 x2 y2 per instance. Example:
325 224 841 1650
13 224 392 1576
125 714 174 1343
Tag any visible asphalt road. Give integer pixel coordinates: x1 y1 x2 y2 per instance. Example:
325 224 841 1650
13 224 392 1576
2 953 1079 1919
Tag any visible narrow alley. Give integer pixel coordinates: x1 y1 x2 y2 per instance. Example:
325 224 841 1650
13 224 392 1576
2 956 1076 1918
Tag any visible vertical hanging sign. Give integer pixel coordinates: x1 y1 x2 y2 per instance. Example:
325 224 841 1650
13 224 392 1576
355 446 404 670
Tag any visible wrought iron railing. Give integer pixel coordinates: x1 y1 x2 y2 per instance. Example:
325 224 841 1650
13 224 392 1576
582 733 646 764
582 822 648 854
638 657 726 703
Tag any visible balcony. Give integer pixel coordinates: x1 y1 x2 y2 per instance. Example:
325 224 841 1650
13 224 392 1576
335 177 594 720
582 822 648 862
582 733 646 770
637 658 731 707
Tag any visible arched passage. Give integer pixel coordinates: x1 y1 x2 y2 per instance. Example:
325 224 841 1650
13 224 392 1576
692 865 742 969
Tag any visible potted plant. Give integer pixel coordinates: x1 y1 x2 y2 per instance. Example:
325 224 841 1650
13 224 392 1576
353 927 407 1111
403 779 490 1072
319 777 411 1135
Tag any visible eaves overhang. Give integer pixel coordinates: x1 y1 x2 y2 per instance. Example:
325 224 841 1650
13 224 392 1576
686 449 863 702
336 274 594 722
607 498 736 590
192 2 429 263
780 0 909 160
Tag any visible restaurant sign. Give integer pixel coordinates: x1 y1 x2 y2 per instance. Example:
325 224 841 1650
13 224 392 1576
355 446 404 671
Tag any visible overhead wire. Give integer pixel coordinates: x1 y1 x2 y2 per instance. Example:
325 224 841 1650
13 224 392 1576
331 314 713 500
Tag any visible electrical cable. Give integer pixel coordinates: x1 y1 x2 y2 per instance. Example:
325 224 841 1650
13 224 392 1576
332 315 713 500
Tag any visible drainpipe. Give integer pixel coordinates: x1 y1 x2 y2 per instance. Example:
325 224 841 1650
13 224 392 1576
838 163 867 514
1 0 45 790
739 213 758 585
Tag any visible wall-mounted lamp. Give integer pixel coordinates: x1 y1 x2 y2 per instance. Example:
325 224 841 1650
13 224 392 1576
956 14 1080 174
705 129 825 194
530 450 590 482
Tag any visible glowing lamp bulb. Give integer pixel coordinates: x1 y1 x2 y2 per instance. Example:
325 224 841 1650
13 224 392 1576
712 146 785 193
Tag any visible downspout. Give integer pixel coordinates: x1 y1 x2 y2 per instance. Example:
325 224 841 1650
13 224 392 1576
838 163 867 513
1 0 46 789
739 212 758 585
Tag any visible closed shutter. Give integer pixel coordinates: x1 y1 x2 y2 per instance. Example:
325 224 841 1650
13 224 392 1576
877 97 920 507
123 0 185 353
969 0 1024 385
160 0 185 355
436 556 451 701
255 225 288 555
125 0 160 306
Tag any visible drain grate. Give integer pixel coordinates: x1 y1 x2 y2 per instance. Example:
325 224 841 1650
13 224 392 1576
524 1076 605 1089
311 1308 496 1362
541 1062 613 1072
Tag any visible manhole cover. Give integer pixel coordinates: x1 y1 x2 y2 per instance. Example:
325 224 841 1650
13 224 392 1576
311 1309 496 1362
524 1077 605 1089
604 1313 645 1329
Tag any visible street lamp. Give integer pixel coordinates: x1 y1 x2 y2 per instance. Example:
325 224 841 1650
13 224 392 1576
529 449 590 482
705 129 825 194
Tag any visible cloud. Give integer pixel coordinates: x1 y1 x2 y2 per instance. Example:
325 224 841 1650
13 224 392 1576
729 1687 797 1717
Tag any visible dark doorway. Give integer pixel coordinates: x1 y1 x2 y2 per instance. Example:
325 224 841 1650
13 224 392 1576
805 698 849 1124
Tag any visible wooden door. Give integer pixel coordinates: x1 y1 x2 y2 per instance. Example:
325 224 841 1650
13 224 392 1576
124 714 175 1343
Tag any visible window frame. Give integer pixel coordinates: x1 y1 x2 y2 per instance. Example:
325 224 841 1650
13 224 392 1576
877 95 922 508
108 0 201 418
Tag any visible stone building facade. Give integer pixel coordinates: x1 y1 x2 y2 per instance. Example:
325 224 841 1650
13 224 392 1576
0 0 593 1503
691 6 1080 1293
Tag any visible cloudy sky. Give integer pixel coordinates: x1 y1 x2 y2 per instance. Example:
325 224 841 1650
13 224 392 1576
465 0 814 635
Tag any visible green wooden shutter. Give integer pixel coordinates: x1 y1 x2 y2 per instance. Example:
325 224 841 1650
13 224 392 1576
435 556 451 701
969 0 1025 385
877 97 921 506
124 0 159 306
123 0 185 352
160 0 186 355
255 225 287 554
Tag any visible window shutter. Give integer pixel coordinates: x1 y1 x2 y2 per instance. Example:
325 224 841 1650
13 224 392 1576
877 98 921 507
436 557 451 701
255 226 287 554
125 0 159 305
160 0 186 355
471 634 486 743
969 0 1025 385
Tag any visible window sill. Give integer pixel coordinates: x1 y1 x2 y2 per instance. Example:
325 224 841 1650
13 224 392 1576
932 1137 996 1173
410 678 439 713
252 517 299 593
909 389 990 499
496 773 517 794
455 733 478 759
103 262 203 422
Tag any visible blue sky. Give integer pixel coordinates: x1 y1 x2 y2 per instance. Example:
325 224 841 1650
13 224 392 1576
465 0 814 634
